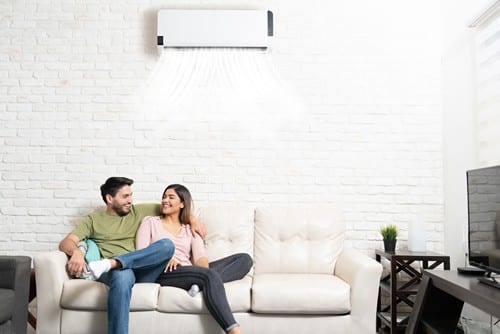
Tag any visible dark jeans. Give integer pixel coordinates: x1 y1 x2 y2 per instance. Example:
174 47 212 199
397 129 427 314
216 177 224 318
156 253 253 332
98 238 175 334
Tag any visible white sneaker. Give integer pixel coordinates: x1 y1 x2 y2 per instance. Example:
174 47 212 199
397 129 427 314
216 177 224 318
188 284 200 297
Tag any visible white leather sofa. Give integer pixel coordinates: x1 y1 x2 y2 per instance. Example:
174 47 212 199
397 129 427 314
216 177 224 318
34 206 382 334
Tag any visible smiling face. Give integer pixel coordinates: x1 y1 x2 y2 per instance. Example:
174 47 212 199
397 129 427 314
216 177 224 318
106 185 133 216
161 188 184 217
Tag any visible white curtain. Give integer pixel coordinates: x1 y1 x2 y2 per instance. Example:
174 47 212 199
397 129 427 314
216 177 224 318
475 6 500 164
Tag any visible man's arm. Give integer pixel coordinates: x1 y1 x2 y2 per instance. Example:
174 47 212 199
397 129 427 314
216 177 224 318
59 233 86 277
189 215 206 239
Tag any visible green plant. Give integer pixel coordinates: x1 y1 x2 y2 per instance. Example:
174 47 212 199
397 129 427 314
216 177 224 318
380 224 398 240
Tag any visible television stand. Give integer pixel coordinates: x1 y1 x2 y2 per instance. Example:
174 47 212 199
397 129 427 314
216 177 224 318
478 275 500 289
406 270 500 333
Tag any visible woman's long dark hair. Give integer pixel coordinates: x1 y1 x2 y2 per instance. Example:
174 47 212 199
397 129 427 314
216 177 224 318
163 184 193 225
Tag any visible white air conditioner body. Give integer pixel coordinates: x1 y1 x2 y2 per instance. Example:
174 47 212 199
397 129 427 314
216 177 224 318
157 9 273 54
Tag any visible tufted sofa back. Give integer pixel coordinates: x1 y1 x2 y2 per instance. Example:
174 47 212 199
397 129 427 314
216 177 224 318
254 207 344 275
197 206 345 275
198 206 255 262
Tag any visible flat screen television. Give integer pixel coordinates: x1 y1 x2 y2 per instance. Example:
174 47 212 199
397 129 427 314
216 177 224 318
466 165 500 288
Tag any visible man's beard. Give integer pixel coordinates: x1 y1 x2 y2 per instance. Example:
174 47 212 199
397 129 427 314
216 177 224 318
112 203 130 216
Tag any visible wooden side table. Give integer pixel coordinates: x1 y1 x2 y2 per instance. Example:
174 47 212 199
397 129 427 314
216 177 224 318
375 249 450 333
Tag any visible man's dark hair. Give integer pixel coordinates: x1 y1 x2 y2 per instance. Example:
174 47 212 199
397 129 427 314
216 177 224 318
100 177 134 204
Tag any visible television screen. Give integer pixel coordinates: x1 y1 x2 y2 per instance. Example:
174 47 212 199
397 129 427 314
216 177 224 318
467 166 500 275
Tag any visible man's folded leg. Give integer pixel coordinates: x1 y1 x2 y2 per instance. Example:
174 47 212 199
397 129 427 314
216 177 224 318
115 238 173 269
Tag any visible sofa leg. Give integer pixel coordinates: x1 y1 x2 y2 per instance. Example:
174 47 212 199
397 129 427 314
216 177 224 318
28 312 37 329
28 268 37 329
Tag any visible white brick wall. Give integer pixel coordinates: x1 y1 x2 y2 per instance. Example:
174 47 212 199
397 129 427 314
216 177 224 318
0 0 444 256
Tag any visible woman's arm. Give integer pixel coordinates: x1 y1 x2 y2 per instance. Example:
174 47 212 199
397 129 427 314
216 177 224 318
191 231 209 267
136 217 153 250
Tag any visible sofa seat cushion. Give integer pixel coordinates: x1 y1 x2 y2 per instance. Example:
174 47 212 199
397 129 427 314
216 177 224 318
0 288 15 323
60 280 160 311
251 274 350 314
157 276 252 313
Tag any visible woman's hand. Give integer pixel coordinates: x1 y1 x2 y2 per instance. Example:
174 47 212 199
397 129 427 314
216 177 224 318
165 258 181 272
194 257 209 268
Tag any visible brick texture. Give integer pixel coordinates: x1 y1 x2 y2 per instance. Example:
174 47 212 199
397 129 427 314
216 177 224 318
0 1 444 256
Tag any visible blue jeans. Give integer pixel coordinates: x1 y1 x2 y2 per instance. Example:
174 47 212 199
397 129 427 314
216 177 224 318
98 238 174 334
156 253 253 332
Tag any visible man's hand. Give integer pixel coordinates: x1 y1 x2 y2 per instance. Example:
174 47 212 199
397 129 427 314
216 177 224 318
60 233 88 278
67 250 87 277
189 216 206 239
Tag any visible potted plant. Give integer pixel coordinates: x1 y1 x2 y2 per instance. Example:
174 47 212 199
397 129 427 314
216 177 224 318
380 224 398 252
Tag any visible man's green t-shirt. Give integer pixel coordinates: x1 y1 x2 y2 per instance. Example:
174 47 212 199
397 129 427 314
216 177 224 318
71 203 160 258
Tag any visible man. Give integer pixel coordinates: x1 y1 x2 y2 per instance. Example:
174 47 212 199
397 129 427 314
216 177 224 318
59 177 204 334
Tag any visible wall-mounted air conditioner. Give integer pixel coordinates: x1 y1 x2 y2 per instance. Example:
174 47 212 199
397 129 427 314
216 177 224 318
157 9 273 54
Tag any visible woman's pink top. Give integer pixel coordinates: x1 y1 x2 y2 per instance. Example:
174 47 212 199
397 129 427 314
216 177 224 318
136 216 207 266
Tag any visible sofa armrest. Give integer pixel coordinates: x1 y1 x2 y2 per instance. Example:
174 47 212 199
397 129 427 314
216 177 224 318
0 256 31 334
334 248 382 330
34 251 70 334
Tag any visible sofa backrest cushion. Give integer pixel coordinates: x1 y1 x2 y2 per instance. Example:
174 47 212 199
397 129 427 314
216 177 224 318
254 207 344 274
197 206 255 262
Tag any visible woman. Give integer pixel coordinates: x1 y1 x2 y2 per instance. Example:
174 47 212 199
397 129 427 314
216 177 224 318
136 184 253 334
